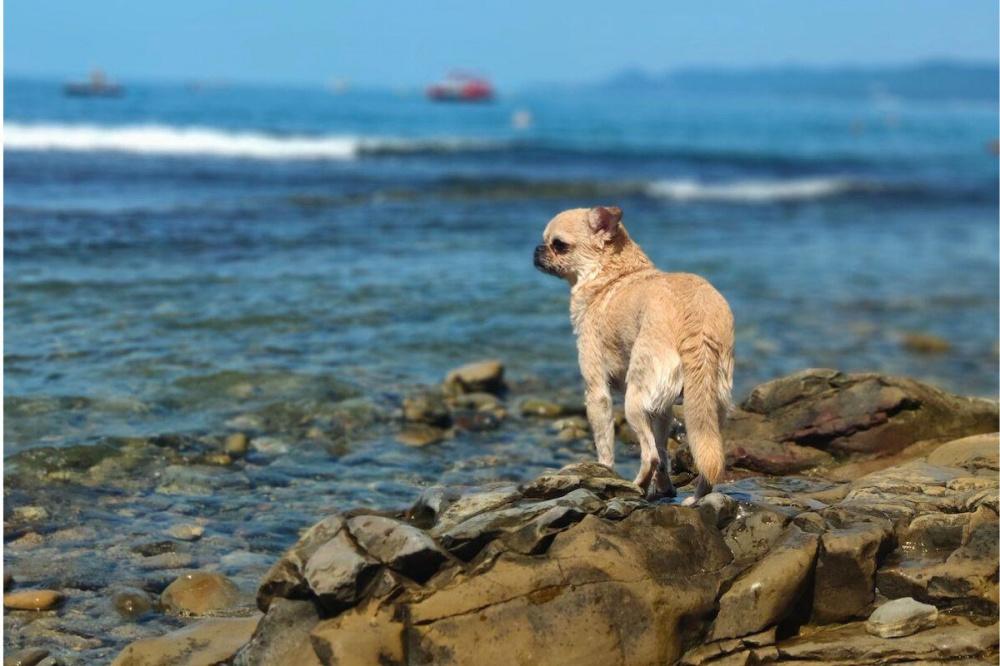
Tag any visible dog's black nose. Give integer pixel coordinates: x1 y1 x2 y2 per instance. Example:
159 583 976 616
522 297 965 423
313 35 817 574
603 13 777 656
533 245 546 267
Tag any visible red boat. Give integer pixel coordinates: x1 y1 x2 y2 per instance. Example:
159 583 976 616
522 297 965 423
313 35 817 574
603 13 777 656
426 72 495 102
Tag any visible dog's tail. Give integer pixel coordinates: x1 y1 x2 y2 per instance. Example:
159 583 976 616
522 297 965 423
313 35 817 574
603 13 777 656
681 332 731 487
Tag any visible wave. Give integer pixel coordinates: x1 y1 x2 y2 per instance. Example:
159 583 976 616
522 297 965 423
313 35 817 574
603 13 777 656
3 123 498 161
646 177 868 202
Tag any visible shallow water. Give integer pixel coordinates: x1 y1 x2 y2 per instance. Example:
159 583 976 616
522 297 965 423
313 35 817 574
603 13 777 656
3 79 998 661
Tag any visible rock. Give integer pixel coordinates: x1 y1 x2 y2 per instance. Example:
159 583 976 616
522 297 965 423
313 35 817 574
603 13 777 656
711 525 819 640
3 647 49 666
812 521 891 623
402 391 451 427
161 571 241 616
112 587 154 620
727 438 834 475
729 369 997 458
302 527 380 612
902 332 952 354
258 516 345 612
777 616 996 663
395 424 447 447
450 409 501 432
3 571 12 590
519 462 641 501
3 589 63 611
865 597 938 638
346 515 448 582
224 432 249 457
310 603 405 666
520 398 567 418
927 432 999 471
551 416 590 441
111 615 261 666
427 484 523 532
11 506 49 522
234 598 322 666
443 360 505 396
168 523 205 541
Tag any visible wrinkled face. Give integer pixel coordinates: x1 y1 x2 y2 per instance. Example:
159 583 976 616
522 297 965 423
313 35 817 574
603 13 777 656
533 206 622 284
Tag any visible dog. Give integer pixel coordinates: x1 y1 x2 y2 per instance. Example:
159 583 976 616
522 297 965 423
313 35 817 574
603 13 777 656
534 206 734 504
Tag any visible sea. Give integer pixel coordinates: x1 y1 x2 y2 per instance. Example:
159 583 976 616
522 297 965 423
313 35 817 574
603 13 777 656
2 77 998 659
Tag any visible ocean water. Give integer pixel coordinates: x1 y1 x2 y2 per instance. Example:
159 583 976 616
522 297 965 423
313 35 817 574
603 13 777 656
2 78 998 659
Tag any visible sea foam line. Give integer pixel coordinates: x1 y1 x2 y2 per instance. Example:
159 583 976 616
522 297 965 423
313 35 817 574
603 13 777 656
646 177 862 202
3 122 493 160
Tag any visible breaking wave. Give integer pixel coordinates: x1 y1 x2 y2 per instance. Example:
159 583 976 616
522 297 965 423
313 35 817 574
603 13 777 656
646 177 867 202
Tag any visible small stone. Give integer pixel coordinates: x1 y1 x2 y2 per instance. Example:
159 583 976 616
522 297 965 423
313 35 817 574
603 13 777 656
167 523 205 541
520 398 565 418
866 597 938 638
224 432 249 457
3 647 49 666
3 589 63 611
12 506 49 522
112 587 154 620
161 571 241 616
202 452 233 466
403 392 451 427
396 424 447 447
443 360 505 396
901 333 951 354
251 437 289 455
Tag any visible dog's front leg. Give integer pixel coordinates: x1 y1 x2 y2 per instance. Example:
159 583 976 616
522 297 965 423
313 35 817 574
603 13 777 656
584 382 615 468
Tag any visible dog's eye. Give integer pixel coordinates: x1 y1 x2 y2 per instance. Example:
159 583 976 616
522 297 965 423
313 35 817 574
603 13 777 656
551 239 570 254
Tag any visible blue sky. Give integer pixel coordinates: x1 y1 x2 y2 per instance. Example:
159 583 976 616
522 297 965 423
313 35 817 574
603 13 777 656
5 1 998 87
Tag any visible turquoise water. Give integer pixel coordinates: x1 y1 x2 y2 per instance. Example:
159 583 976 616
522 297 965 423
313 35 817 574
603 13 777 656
2 77 998 661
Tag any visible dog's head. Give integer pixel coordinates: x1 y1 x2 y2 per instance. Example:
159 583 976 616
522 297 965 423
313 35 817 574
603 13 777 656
533 206 624 283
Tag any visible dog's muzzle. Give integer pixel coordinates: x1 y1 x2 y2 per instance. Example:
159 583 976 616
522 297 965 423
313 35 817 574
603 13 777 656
533 245 558 275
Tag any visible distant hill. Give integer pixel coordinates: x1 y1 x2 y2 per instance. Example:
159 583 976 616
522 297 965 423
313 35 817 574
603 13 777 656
596 61 999 101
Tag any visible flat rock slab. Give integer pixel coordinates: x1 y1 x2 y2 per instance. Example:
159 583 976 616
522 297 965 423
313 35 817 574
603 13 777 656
112 615 261 666
866 596 938 638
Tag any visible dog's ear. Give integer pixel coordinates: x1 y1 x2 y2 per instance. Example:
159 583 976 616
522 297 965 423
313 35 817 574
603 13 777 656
587 206 622 238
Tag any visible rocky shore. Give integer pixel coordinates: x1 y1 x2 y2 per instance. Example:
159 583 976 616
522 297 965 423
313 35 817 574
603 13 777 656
95 367 998 666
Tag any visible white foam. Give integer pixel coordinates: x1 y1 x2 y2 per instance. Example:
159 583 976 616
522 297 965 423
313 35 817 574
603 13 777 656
647 177 859 202
2 122 492 161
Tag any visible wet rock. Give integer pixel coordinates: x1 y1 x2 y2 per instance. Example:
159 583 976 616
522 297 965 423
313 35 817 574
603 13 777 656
451 409 502 432
167 523 205 541
160 571 241 616
777 616 996 663
402 391 451 427
865 596 938 638
426 484 522 532
727 438 834 474
302 528 380 612
711 525 819 640
443 359 505 396
812 520 891 623
111 615 261 666
234 598 322 666
395 424 447 447
519 397 574 418
519 461 642 501
722 504 789 564
112 587 154 620
3 648 49 666
224 432 249 457
11 506 49 522
346 515 448 583
3 589 63 611
902 332 952 354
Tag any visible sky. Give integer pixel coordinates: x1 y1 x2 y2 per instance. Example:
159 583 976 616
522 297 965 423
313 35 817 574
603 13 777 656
5 1 998 88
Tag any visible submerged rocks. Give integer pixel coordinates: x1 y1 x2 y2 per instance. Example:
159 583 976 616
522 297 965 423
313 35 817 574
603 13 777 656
160 571 242 616
3 589 63 611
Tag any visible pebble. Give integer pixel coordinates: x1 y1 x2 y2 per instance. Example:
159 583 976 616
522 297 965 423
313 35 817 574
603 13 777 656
396 424 447 447
12 506 50 522
520 398 565 418
161 571 241 616
3 589 63 611
250 437 289 455
224 432 249 457
902 333 951 354
168 523 205 541
112 587 154 620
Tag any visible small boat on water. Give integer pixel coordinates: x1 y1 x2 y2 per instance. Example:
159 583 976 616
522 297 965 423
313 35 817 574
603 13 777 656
426 72 494 102
63 70 123 98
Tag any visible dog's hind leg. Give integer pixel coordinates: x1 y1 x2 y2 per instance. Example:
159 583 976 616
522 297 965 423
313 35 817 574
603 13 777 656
625 346 683 493
649 414 677 500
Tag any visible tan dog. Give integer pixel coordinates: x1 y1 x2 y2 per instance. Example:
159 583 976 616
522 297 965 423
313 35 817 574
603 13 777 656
534 206 734 503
